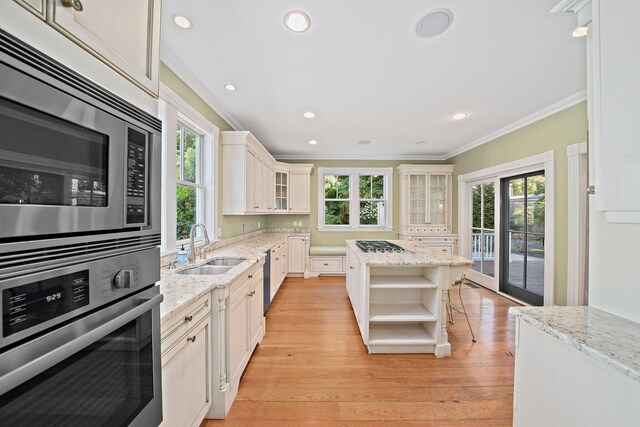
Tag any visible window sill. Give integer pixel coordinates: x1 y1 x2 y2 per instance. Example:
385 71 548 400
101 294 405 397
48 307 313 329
317 227 394 233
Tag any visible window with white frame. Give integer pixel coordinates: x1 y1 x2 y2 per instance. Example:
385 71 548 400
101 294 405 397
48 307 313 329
176 124 204 242
159 86 217 253
318 167 392 230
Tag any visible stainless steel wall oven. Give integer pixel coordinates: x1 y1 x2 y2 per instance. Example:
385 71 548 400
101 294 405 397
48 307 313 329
0 29 163 427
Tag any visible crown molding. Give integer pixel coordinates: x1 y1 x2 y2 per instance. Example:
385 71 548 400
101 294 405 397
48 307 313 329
273 154 447 161
444 90 587 160
160 44 244 131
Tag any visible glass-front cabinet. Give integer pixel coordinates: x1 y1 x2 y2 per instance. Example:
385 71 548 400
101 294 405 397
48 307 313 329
275 171 288 211
398 164 454 236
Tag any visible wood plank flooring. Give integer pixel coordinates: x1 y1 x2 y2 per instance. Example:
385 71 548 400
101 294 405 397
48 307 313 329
202 276 518 426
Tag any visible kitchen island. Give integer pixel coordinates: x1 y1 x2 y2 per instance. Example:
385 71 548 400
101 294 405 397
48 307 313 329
346 240 473 356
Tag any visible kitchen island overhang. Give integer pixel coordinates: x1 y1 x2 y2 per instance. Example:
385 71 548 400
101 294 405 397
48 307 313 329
345 239 473 356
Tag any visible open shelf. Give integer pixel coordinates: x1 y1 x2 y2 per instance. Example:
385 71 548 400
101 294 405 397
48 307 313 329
369 304 436 322
369 275 437 289
368 324 436 346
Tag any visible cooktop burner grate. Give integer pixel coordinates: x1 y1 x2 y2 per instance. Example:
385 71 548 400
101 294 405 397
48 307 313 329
355 240 407 253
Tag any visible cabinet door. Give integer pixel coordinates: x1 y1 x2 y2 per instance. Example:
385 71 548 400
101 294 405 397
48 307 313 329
253 157 265 211
275 171 288 211
593 0 640 218
161 318 211 427
288 172 310 213
266 165 275 212
279 250 288 284
249 274 264 348
14 0 45 18
409 174 427 225
245 150 255 212
270 251 279 301
49 0 160 95
227 288 249 385
287 236 305 273
428 173 448 226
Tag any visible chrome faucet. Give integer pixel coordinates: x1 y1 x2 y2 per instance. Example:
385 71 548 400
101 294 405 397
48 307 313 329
188 223 211 263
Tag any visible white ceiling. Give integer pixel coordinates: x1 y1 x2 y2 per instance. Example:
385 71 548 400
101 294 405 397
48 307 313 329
161 0 585 159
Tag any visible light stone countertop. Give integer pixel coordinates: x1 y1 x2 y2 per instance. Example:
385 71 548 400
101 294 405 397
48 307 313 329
158 231 308 323
346 239 473 267
509 306 640 383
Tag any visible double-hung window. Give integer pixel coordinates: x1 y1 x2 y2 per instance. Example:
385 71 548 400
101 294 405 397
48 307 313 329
159 86 218 253
176 124 204 242
318 167 392 230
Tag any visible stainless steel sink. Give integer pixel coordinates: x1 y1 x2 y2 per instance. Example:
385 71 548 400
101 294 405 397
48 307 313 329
176 258 247 275
177 265 233 275
206 258 246 267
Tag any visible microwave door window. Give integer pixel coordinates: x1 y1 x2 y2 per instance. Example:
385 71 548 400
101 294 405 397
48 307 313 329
0 97 108 207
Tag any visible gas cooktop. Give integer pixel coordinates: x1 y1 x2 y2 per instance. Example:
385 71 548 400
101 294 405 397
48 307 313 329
355 240 407 253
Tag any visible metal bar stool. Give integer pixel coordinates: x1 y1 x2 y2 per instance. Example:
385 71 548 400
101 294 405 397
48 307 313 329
446 273 476 342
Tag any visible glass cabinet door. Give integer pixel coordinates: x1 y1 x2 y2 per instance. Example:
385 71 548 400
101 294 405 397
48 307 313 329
428 174 447 225
275 171 287 210
409 174 426 225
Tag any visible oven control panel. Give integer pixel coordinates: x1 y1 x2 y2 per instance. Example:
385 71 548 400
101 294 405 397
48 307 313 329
2 271 90 338
126 125 148 226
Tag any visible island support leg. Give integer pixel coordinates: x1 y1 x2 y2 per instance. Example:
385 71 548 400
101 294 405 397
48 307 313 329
435 267 451 358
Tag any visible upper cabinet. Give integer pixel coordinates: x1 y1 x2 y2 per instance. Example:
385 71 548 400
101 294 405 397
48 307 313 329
554 0 640 223
222 131 313 215
397 164 454 235
8 0 161 97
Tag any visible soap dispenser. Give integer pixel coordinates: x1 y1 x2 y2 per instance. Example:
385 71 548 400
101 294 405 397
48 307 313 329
177 244 188 265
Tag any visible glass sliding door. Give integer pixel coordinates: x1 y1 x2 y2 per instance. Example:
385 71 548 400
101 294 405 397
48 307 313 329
500 172 545 306
470 182 496 285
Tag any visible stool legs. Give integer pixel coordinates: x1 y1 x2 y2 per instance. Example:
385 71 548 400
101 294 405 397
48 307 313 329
446 276 477 343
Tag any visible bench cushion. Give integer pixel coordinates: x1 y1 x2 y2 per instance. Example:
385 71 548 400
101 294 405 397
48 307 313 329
309 246 346 257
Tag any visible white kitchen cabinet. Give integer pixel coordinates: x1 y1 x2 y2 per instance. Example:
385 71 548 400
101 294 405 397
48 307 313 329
227 283 250 388
554 0 640 223
249 272 264 347
10 0 160 96
269 238 288 300
397 164 454 235
288 169 312 213
221 131 313 215
287 235 309 275
161 294 212 427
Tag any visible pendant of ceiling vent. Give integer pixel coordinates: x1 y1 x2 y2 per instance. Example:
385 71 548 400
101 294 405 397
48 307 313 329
415 9 453 38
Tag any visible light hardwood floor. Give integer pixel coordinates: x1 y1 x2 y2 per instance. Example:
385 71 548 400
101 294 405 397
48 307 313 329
202 276 518 426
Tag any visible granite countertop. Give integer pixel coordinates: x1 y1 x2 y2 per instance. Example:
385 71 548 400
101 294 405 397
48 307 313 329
158 231 308 323
509 306 640 383
346 239 473 267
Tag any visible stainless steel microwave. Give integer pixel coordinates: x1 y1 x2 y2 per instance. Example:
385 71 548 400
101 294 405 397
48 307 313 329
0 40 160 239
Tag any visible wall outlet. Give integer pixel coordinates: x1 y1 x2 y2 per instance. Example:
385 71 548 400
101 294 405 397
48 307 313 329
242 223 246 232
293 221 297 226
258 221 261 228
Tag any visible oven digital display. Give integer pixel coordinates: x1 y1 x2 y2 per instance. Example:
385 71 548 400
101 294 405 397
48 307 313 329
2 270 90 337
126 127 147 225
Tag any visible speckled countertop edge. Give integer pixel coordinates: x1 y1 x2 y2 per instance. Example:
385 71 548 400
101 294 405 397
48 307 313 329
346 239 473 267
509 306 640 383
158 231 309 323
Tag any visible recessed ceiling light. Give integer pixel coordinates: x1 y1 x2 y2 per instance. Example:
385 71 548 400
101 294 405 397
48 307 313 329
224 84 237 91
415 9 453 39
308 139 318 145
358 140 372 145
172 14 192 30
572 26 588 38
303 111 316 119
284 10 311 33
450 112 468 120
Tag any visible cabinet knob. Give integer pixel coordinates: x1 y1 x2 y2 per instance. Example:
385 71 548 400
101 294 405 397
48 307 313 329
184 315 193 322
187 335 197 343
61 0 83 11
349 266 354 270
248 274 253 279
324 263 329 266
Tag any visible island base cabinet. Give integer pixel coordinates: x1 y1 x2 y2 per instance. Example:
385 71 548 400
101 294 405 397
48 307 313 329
513 319 640 427
161 317 211 427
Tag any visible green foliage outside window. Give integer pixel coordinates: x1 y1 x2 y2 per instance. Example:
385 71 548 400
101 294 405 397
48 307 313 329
176 126 200 240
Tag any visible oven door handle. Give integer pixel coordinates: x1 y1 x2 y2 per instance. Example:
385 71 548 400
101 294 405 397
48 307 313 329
0 291 163 395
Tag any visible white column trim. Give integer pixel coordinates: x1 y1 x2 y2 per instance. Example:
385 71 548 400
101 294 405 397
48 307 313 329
458 150 556 306
567 142 588 306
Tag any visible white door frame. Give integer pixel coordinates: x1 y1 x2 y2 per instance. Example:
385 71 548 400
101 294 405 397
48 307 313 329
458 151 555 306
566 142 588 305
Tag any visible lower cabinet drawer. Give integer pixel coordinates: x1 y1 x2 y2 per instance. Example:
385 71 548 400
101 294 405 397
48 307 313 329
311 257 343 272
161 293 212 355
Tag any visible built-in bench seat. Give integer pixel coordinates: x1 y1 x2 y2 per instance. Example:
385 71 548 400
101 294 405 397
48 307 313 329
307 245 346 277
